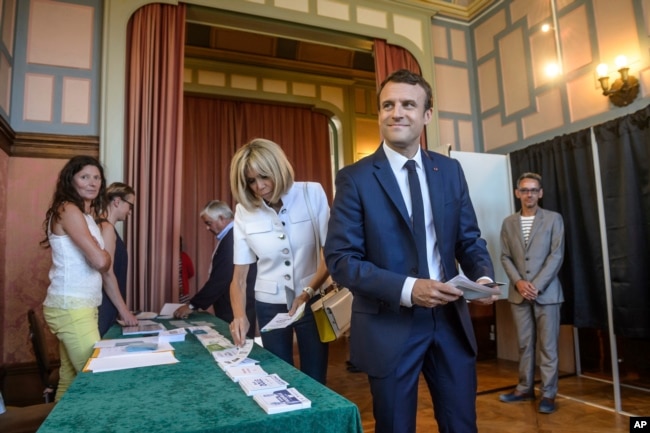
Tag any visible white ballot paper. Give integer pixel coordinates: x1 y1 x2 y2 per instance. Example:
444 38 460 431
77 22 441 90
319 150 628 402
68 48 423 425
260 303 306 332
213 338 255 368
85 351 179 373
159 303 185 318
84 337 179 373
447 274 503 300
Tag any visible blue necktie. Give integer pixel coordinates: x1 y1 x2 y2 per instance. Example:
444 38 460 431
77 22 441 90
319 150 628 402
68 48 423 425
405 160 429 278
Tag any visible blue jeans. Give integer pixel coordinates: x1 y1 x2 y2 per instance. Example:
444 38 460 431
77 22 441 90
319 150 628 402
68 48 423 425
256 299 329 384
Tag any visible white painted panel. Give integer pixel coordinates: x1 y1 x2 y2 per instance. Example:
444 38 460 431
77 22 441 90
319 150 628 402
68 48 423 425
28 1 93 69
451 150 513 296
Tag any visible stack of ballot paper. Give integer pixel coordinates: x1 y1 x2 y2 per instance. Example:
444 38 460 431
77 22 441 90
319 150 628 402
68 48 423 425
217 356 259 371
196 334 235 353
121 320 166 336
213 339 254 368
83 337 178 373
239 373 289 396
253 388 311 414
225 364 267 382
158 328 187 342
447 274 503 300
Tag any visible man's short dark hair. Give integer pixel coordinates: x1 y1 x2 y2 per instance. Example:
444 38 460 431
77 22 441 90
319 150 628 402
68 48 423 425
377 69 433 111
517 172 543 189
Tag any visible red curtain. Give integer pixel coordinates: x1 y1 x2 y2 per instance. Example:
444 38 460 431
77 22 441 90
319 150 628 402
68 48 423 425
181 96 332 293
373 39 422 88
125 3 186 311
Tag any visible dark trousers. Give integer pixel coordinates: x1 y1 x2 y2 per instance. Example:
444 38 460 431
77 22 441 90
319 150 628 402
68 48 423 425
368 306 477 433
256 299 329 384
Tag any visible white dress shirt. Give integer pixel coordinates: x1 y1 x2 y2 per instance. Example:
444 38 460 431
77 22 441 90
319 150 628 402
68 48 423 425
383 143 443 306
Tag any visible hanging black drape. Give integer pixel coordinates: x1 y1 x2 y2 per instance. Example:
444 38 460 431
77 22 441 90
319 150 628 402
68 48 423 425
594 105 650 339
509 129 607 328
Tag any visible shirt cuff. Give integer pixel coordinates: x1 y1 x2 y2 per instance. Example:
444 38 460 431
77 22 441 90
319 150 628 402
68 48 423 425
400 277 416 307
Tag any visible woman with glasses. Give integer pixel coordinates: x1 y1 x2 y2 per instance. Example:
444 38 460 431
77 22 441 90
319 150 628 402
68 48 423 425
97 182 138 336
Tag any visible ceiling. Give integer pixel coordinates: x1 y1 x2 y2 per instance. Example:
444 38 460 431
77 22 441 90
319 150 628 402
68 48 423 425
185 7 376 81
184 1 499 82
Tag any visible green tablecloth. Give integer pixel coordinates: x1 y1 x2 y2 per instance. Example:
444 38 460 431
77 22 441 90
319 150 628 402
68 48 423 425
37 314 362 433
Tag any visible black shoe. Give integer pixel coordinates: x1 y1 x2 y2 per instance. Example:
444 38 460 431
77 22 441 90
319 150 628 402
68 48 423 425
346 360 362 373
539 397 556 413
499 390 535 403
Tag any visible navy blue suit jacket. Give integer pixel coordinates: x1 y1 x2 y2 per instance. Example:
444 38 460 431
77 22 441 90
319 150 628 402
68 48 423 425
325 145 494 378
191 228 257 336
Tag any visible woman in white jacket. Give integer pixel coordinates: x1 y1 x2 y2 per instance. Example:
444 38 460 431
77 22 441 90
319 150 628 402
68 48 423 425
229 138 330 384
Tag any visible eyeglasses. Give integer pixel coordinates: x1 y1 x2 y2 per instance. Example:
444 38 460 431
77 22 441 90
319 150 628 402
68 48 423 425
122 199 135 210
518 188 541 195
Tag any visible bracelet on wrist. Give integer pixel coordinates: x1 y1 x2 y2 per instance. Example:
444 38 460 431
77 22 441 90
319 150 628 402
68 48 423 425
303 286 315 299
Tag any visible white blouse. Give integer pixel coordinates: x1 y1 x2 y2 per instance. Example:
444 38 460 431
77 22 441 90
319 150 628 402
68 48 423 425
233 182 329 305
44 213 105 309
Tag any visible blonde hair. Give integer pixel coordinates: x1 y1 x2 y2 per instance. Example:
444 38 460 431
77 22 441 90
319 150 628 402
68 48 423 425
106 182 135 201
230 138 294 210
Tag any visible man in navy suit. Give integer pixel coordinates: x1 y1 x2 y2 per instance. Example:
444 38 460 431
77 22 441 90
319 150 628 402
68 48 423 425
325 69 496 433
174 201 257 338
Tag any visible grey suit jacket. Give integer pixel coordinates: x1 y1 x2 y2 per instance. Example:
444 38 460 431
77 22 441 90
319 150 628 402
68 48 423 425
500 207 565 305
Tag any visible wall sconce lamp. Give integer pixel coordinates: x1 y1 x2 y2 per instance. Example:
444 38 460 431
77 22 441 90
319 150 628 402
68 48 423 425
596 56 639 107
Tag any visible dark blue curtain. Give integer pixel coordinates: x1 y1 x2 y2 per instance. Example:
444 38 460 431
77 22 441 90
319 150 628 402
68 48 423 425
508 128 606 328
594 105 650 339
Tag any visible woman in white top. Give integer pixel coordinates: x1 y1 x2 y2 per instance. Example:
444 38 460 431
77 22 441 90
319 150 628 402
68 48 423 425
41 156 137 400
229 138 330 384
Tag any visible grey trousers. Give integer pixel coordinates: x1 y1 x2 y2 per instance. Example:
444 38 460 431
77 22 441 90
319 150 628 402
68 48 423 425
511 301 562 398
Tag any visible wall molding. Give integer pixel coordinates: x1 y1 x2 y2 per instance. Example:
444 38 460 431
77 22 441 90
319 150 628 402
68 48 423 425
0 116 99 159
0 116 13 156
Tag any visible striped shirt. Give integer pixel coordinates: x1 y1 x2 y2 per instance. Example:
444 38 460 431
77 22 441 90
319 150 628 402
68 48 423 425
520 215 535 245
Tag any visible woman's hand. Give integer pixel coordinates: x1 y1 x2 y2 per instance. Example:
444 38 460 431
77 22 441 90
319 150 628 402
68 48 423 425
119 311 138 327
288 292 310 316
230 316 250 347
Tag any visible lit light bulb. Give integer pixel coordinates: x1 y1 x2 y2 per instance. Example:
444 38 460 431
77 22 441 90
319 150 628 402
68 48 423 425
541 23 551 32
545 63 560 77
615 55 628 69
596 63 609 78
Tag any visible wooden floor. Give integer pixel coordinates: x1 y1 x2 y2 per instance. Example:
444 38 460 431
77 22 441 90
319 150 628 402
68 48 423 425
321 337 648 433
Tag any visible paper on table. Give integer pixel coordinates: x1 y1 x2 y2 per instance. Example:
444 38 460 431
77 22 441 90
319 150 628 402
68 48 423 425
447 275 503 300
260 303 306 332
121 322 166 336
92 340 175 358
84 351 179 373
213 339 254 368
94 336 160 348
159 303 185 318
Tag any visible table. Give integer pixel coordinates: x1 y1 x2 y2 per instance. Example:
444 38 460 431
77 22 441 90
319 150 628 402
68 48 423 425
37 314 362 433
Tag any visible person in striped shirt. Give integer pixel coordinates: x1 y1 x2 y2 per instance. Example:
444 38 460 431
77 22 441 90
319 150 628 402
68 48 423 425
498 172 565 415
